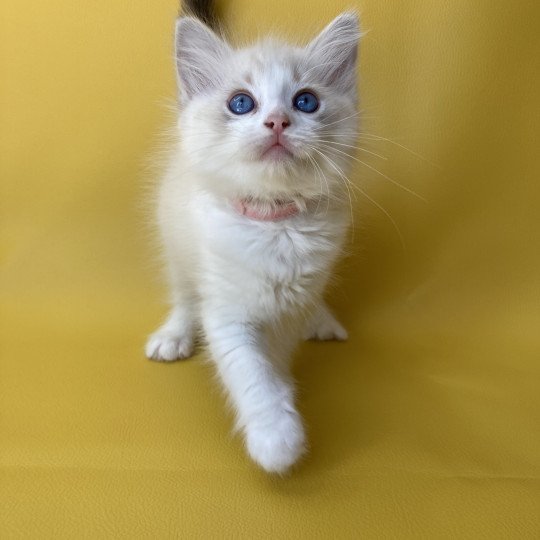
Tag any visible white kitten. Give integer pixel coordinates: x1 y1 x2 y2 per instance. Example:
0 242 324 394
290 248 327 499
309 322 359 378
146 8 360 473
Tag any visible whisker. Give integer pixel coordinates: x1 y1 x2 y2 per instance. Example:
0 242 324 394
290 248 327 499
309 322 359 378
313 147 406 249
305 153 327 216
318 143 427 202
309 146 356 240
354 131 439 167
310 138 388 160
314 110 363 130
306 150 332 217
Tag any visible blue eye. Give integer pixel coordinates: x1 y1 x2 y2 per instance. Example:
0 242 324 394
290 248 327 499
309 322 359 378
293 91 319 113
228 93 255 115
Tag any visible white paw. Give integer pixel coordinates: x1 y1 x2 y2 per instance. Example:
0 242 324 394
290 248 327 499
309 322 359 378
245 410 306 474
145 332 194 362
305 314 348 341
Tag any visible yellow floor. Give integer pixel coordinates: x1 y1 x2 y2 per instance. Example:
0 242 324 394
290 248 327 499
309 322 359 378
2 1 539 537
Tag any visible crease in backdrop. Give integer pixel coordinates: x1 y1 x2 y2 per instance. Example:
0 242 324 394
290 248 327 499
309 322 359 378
1 0 539 537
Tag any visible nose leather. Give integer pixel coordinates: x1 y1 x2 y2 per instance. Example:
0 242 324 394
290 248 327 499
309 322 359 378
264 114 291 134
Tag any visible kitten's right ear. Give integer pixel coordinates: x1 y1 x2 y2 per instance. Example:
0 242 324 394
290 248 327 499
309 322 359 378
175 17 231 102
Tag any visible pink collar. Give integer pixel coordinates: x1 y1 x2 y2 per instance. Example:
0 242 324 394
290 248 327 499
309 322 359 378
232 199 299 221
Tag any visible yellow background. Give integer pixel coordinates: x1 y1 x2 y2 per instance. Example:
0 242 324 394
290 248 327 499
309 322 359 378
2 0 539 537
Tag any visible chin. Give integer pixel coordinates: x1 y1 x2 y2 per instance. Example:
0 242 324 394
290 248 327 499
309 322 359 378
255 147 305 175
247 159 323 201
197 147 322 202
257 158 307 187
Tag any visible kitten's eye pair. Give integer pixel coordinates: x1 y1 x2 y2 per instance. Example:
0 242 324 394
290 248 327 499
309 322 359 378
228 91 319 115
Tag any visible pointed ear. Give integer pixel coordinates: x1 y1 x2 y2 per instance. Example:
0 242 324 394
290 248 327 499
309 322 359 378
305 12 360 91
175 17 232 101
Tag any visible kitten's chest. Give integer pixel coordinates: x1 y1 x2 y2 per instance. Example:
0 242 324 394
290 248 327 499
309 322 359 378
238 225 325 283
199 205 346 306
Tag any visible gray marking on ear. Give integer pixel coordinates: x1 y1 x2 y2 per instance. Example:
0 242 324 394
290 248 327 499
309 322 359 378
180 0 217 30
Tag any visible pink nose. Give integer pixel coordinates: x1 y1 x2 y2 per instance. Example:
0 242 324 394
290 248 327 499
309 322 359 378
264 114 290 134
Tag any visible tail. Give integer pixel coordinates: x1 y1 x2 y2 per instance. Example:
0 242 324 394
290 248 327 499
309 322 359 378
180 0 217 29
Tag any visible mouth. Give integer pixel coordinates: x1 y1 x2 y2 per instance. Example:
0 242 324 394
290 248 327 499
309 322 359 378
232 197 300 221
260 141 294 161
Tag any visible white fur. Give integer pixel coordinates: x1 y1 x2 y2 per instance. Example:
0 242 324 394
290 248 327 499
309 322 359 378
146 13 360 473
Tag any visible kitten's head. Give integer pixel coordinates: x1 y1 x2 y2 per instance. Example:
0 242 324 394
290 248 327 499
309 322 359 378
176 13 360 205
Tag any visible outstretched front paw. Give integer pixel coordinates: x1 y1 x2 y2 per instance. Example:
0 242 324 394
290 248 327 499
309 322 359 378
245 410 306 474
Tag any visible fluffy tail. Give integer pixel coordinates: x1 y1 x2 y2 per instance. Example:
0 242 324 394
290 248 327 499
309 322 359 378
180 0 217 29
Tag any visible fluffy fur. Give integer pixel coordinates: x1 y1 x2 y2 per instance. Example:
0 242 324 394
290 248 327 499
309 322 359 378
146 12 361 473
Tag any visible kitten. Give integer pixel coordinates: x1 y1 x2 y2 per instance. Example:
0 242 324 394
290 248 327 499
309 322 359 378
146 2 360 473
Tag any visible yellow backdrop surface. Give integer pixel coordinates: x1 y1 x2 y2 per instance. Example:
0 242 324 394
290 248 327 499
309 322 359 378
1 0 539 537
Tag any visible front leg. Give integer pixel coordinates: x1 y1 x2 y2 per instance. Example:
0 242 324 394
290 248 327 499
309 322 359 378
145 304 196 361
203 314 306 474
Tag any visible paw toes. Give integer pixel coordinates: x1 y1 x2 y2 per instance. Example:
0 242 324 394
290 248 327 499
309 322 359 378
328 324 348 341
246 413 306 474
145 334 194 362
308 322 348 342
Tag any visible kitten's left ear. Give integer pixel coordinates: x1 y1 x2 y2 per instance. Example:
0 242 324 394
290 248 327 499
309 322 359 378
305 12 361 91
